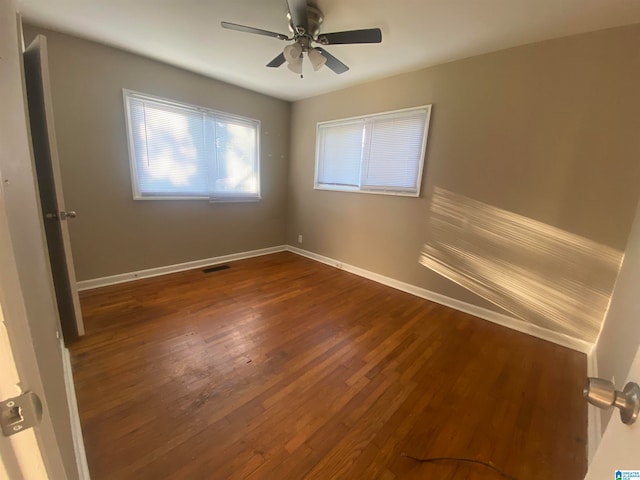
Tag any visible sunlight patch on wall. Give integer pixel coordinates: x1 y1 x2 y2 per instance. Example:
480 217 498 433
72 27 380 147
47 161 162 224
420 187 624 342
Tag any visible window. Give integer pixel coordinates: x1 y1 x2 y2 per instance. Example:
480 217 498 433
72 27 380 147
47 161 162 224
123 90 260 201
314 106 431 196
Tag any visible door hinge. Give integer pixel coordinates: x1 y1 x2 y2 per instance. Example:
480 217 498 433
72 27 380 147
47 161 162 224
1 391 42 437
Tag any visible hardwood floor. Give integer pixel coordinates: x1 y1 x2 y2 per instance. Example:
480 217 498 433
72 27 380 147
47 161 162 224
71 252 587 479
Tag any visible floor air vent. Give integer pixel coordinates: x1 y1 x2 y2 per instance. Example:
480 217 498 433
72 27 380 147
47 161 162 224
202 265 230 274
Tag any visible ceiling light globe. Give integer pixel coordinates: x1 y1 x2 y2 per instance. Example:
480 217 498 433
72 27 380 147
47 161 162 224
283 43 303 64
308 48 327 71
287 56 303 74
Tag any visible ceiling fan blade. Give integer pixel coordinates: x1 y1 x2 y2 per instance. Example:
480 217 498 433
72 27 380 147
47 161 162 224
317 28 382 45
286 0 308 33
316 48 349 74
221 21 289 40
266 52 286 68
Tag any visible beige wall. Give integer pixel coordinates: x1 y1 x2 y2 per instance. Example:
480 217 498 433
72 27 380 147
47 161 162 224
23 26 291 281
287 24 640 318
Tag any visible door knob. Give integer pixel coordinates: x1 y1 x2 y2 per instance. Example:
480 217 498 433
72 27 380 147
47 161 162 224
584 377 640 425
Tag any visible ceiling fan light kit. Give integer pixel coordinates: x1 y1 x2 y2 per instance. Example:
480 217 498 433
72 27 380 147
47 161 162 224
221 0 382 77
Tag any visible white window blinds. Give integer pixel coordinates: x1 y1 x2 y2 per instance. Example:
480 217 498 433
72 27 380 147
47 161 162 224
124 90 260 200
316 120 364 187
315 106 431 196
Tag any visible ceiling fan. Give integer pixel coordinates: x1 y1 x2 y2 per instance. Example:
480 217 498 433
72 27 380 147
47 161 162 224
221 0 382 76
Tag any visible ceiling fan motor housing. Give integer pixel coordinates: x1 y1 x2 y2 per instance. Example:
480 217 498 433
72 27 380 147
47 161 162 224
288 3 324 38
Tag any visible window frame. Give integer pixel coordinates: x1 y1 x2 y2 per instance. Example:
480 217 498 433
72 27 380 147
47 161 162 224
313 105 431 197
122 89 261 201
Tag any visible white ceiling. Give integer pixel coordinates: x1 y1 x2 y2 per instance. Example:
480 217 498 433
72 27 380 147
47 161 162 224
16 0 640 101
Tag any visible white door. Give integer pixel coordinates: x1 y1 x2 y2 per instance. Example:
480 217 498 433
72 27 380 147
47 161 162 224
585 345 640 477
23 34 84 339
585 191 640 476
0 5 84 479
0 304 49 480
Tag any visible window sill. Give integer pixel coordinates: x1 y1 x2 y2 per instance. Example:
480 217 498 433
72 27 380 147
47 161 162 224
133 195 262 203
313 185 420 198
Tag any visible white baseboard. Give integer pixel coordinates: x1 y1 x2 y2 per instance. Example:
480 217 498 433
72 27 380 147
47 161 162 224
61 343 90 480
286 245 594 354
77 244 594 354
76 245 287 291
586 350 601 465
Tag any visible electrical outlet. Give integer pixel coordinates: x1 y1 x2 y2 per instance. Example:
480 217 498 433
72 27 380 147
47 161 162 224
298 234 303 243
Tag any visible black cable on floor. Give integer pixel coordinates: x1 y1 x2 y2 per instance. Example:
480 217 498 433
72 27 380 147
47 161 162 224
401 453 518 480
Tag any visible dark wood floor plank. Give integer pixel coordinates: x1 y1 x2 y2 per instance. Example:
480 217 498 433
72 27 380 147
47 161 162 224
71 251 587 479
